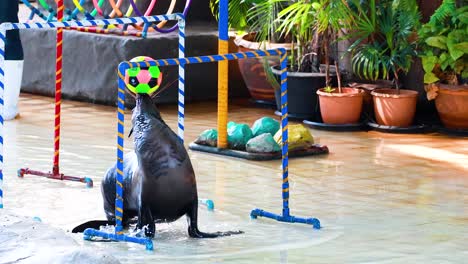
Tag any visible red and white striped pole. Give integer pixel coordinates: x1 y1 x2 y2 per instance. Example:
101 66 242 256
53 0 63 176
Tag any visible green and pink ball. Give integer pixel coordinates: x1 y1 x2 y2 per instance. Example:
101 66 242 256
124 56 162 95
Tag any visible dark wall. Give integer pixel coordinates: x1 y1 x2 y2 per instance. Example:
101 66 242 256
417 0 442 23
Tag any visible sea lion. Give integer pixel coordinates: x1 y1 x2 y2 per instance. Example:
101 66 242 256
100 93 242 238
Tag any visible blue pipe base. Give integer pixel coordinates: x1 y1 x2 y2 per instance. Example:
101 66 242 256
199 198 215 211
83 228 153 251
250 209 321 229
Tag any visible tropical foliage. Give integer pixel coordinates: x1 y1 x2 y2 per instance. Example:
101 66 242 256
343 0 420 90
418 0 468 85
210 0 354 77
267 0 354 77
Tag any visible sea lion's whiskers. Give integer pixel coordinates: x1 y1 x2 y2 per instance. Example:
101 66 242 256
152 78 178 98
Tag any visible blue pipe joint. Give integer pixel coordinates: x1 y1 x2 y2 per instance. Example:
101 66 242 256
142 23 150 39
83 228 154 251
85 13 95 20
199 199 215 211
250 209 321 229
46 10 55 22
28 11 35 21
84 177 93 188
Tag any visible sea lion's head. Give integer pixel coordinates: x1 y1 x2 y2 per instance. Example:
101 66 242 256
129 93 162 138
134 93 159 115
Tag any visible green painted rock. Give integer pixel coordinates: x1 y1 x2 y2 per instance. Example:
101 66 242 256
194 129 218 147
274 124 314 150
227 121 237 129
246 133 281 153
227 122 253 150
251 117 280 137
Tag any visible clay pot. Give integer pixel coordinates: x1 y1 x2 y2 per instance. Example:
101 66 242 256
317 88 364 124
371 88 418 127
434 84 468 129
234 33 291 105
348 80 394 116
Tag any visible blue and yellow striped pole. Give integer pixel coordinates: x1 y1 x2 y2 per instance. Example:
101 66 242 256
280 52 290 217
115 66 126 235
217 0 229 148
250 50 321 229
119 50 284 68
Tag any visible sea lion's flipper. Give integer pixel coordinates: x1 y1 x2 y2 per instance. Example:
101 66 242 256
137 204 155 238
186 200 243 238
72 218 138 233
71 220 115 233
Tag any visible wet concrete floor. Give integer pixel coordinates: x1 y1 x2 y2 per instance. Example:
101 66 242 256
2 94 467 263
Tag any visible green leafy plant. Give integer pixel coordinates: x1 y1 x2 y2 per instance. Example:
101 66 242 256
247 0 288 44
273 0 318 72
209 0 262 33
322 86 336 93
310 0 354 91
210 0 357 95
343 0 421 92
418 0 468 85
273 0 354 78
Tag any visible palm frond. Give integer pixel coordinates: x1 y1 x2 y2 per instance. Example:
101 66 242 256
427 0 457 26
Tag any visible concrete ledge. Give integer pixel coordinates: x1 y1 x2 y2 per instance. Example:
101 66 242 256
20 24 247 106
18 1 247 106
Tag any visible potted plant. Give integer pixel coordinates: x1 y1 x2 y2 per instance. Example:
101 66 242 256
259 0 342 120
210 0 291 106
344 0 421 127
419 0 468 129
311 0 365 125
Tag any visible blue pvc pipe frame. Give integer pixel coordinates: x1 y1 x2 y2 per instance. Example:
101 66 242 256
0 14 186 249
116 48 321 236
215 0 319 229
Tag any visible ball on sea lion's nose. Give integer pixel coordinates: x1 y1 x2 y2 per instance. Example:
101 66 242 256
124 56 163 96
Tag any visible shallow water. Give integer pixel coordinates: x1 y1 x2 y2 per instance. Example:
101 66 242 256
2 94 468 263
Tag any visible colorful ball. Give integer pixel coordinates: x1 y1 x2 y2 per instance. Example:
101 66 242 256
124 56 162 95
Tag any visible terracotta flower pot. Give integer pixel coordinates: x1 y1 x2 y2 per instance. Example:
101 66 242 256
348 80 394 116
434 84 468 129
371 88 418 127
317 88 364 124
234 33 291 105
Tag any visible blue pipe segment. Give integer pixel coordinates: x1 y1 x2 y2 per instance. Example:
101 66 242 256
218 0 228 41
83 228 153 250
117 49 286 70
199 199 215 211
250 209 321 229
